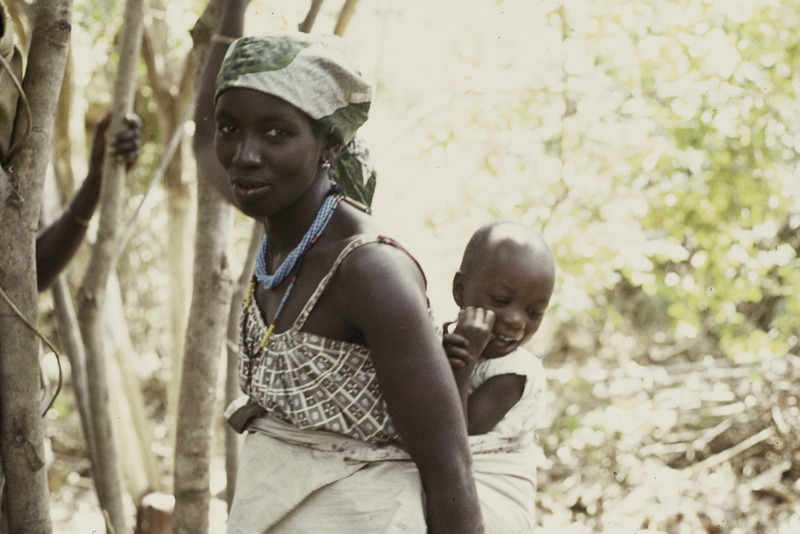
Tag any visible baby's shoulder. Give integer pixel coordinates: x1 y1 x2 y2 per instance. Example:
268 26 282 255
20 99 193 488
477 347 543 380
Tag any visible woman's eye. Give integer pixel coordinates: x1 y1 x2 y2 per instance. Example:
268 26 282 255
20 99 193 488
527 309 545 320
217 123 236 135
264 127 288 137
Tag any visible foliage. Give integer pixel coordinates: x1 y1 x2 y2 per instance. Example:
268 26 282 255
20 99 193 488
57 0 800 373
381 0 800 365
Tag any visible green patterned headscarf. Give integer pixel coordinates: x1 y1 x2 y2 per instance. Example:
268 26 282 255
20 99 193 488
215 33 376 210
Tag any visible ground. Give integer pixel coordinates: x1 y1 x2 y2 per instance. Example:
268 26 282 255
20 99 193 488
46 352 800 533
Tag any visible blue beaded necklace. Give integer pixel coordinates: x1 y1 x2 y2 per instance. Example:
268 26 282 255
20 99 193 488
255 188 342 289
252 186 343 347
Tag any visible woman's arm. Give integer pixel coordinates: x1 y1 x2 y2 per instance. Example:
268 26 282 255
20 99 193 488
193 0 249 207
338 245 485 533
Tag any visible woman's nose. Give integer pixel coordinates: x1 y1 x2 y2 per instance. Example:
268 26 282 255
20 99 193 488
232 136 262 167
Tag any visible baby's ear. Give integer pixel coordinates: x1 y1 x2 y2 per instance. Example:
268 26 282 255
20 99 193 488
452 271 465 307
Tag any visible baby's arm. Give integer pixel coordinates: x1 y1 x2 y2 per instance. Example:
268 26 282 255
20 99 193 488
443 307 493 421
443 307 526 435
464 373 526 435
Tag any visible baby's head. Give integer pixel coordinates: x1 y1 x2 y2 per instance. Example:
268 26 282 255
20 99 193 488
453 220 555 359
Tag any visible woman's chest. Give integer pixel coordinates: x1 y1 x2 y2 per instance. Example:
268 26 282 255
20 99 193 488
252 261 363 345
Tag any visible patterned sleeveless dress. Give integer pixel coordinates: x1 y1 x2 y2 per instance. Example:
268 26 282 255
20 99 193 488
237 234 407 444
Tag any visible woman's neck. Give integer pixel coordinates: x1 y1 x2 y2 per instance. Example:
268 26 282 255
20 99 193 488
261 178 334 254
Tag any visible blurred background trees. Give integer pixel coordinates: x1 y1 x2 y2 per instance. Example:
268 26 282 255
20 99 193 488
3 0 796 531
371 0 798 367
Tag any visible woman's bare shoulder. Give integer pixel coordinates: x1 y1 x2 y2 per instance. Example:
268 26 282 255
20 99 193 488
343 235 423 282
333 238 428 327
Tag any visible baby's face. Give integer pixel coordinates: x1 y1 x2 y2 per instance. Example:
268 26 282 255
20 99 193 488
457 244 554 359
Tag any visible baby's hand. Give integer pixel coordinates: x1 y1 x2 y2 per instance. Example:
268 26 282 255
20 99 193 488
443 329 471 370
454 306 495 357
443 307 495 369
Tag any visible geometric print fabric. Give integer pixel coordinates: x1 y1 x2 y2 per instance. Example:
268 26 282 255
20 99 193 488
238 235 400 444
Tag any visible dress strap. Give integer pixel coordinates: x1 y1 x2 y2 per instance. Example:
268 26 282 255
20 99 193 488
292 234 426 330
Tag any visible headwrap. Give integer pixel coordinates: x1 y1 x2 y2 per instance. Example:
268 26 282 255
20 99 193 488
215 32 376 210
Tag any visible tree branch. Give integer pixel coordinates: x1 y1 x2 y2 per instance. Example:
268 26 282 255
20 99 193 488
299 0 324 33
333 0 359 36
75 0 145 531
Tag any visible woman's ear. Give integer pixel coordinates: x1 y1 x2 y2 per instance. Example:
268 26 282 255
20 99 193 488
322 135 343 165
452 271 465 307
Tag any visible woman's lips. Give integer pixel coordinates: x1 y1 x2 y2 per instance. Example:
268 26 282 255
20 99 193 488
232 181 270 200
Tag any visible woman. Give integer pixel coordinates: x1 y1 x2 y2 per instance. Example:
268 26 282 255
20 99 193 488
194 1 484 532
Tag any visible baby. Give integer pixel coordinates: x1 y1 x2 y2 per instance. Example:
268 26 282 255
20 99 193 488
444 219 556 437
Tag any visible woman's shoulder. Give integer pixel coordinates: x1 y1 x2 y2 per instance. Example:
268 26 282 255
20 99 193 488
316 234 428 323
328 208 419 269
322 206 428 301
337 234 423 282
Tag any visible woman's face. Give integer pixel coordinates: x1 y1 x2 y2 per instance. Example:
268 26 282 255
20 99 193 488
214 88 328 218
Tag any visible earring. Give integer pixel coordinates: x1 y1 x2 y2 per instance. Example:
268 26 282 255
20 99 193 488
321 160 331 170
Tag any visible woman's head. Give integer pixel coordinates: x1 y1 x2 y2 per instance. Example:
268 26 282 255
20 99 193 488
214 33 377 209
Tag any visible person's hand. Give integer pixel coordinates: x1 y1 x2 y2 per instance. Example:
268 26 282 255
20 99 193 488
443 328 472 370
89 112 143 174
110 112 143 170
443 306 495 370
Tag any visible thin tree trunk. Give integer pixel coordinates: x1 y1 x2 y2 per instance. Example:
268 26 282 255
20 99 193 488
0 0 73 532
141 0 218 480
53 51 76 200
333 0 360 36
106 273 161 501
74 0 144 531
165 162 192 463
141 1 191 469
51 276 97 475
298 0 325 32
172 174 234 534
169 4 232 532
